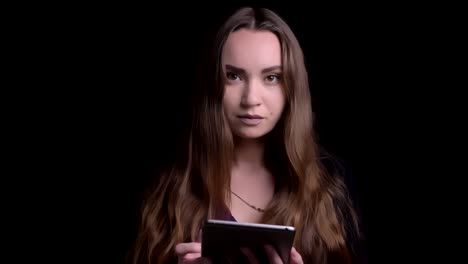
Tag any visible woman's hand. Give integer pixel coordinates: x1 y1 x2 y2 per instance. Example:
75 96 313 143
241 245 303 264
265 245 303 264
175 231 211 264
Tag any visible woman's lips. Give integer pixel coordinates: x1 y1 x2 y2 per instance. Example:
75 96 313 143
237 114 264 125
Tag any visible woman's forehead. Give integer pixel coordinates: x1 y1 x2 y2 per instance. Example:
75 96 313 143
222 29 282 71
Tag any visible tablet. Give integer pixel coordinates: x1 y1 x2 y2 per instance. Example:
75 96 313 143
201 219 296 263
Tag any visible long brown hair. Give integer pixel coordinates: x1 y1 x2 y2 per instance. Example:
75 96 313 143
130 7 360 264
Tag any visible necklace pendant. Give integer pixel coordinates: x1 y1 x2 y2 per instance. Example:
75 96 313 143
231 190 265 213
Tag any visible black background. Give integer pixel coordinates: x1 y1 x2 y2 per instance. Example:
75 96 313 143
11 1 456 263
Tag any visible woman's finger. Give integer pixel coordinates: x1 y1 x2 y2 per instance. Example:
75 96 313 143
290 247 304 264
180 252 202 261
240 247 259 264
175 242 202 256
264 245 283 263
179 256 212 264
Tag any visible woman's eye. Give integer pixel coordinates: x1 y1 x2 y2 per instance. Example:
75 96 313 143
265 74 280 82
226 72 240 81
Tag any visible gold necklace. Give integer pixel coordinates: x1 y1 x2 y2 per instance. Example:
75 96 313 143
231 191 265 213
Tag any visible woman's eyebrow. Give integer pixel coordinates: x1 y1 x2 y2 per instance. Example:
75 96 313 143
225 64 282 74
261 65 282 73
225 64 246 75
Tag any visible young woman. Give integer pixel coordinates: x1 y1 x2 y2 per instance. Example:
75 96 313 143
130 6 363 264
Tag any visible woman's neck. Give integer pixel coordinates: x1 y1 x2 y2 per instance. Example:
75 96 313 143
229 137 275 223
233 137 265 170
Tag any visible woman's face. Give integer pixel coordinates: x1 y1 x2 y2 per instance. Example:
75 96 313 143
222 29 286 139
